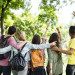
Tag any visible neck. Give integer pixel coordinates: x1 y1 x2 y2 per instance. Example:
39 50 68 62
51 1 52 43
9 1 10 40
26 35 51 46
71 36 75 39
6 34 13 37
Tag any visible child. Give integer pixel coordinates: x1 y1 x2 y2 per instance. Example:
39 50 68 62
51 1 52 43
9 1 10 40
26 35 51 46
52 26 75 75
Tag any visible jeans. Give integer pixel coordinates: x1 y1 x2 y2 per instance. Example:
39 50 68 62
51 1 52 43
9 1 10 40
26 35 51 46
0 66 11 75
28 66 46 75
66 64 75 75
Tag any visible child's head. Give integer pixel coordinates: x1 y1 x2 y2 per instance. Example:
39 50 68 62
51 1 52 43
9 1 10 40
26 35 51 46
69 26 75 38
49 33 60 47
8 26 16 35
32 34 40 44
17 30 26 41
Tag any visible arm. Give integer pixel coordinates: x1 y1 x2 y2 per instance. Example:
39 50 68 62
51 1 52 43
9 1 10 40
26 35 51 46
58 48 74 55
0 46 13 54
42 24 49 44
19 41 27 48
44 24 49 38
29 42 56 50
56 27 62 40
49 63 52 75
51 46 74 55
9 37 27 49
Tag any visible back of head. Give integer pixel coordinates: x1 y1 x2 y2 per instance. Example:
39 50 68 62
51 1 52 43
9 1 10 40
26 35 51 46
49 33 59 47
17 30 26 41
32 34 40 44
8 26 16 35
69 26 75 35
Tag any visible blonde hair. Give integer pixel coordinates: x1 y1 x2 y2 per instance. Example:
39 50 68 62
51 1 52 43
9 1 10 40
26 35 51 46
17 30 26 41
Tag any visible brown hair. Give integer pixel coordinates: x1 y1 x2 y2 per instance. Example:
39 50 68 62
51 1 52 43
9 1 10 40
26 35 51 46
49 33 61 60
17 30 26 41
32 34 40 44
49 33 59 47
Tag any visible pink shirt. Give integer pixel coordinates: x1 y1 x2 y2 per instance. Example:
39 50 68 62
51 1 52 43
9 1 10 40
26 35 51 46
0 35 20 66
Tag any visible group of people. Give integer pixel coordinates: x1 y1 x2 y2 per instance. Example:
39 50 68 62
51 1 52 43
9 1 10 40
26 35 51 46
0 25 74 75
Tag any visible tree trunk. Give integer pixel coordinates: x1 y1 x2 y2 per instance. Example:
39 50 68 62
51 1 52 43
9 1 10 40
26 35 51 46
1 8 5 34
1 0 11 34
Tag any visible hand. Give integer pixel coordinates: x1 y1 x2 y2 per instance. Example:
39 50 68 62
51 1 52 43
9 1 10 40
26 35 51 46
50 41 56 46
24 40 29 44
51 46 60 51
49 70 52 75
56 27 60 33
73 11 75 16
49 72 52 75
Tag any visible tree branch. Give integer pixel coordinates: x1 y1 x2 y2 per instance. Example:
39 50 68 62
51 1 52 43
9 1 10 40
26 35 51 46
4 0 11 11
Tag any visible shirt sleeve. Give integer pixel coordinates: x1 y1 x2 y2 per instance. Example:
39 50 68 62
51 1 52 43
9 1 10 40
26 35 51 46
29 43 50 50
47 48 53 63
0 45 13 54
8 37 20 49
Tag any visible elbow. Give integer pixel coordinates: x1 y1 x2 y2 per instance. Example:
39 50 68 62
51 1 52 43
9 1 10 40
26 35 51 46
69 52 73 55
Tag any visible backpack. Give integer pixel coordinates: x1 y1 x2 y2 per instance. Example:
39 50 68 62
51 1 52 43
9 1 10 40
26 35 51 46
0 35 11 60
31 50 44 71
9 43 27 71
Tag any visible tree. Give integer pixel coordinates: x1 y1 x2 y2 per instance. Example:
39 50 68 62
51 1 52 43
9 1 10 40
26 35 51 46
38 0 74 26
0 0 25 34
13 11 45 41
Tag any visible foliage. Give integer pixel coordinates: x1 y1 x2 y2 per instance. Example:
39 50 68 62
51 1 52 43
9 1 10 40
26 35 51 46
0 0 74 40
13 12 46 41
0 0 31 34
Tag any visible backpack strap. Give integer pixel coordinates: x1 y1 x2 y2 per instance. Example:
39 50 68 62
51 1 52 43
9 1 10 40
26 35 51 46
1 35 4 40
20 43 27 58
24 52 27 58
20 43 27 52
6 36 11 39
1 35 11 40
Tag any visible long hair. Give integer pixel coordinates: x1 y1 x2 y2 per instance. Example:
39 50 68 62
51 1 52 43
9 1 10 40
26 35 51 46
49 33 61 61
49 33 59 47
32 34 40 44
17 30 26 41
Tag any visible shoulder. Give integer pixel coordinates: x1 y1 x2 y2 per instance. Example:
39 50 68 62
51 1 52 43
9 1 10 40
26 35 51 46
23 42 31 48
47 48 53 53
71 38 75 42
69 38 75 45
8 36 14 40
8 36 15 42
26 42 31 45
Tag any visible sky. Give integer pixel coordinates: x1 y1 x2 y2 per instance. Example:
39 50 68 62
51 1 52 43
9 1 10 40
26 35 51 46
11 0 75 26
57 3 75 25
30 0 75 26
